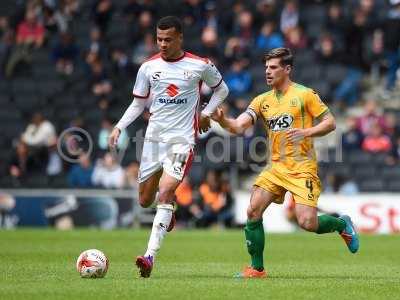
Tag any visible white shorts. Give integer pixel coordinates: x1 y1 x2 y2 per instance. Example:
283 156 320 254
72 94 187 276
138 141 194 183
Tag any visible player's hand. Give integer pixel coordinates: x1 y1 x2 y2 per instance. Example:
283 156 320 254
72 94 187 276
108 127 121 148
199 114 211 134
287 128 311 143
211 108 224 123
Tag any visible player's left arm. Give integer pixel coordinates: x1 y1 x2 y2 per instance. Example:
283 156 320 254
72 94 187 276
287 90 336 142
199 60 229 133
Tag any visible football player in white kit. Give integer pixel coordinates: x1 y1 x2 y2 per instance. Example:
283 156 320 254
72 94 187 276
108 16 229 278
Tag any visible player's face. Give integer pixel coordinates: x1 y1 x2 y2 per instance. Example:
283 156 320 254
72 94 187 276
265 58 291 87
156 27 183 59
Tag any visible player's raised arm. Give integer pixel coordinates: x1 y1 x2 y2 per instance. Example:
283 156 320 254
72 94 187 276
211 107 254 135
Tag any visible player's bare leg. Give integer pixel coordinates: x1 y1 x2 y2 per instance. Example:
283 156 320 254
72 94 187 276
136 171 181 278
138 169 163 208
294 203 318 232
294 199 359 253
236 186 277 279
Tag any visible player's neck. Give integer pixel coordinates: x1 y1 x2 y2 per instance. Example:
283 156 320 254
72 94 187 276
273 79 292 94
161 50 185 62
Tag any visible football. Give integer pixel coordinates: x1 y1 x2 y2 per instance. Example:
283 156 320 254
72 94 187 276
76 249 109 278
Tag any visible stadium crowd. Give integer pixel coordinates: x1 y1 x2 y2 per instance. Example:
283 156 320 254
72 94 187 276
0 0 400 226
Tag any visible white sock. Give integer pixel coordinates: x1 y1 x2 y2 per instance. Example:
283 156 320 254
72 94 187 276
144 203 173 259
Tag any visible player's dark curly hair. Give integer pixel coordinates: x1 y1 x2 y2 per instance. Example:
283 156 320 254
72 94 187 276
264 47 293 67
157 16 183 33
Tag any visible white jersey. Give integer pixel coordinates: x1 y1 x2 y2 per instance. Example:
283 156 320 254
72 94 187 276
132 52 223 145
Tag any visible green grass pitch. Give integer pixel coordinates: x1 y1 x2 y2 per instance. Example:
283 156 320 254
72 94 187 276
1 229 399 300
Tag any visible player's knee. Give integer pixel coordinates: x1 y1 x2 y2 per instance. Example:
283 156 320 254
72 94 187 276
297 216 317 232
157 188 175 204
247 205 262 221
138 192 153 208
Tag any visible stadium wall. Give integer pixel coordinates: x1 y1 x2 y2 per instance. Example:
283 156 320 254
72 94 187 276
1 189 399 234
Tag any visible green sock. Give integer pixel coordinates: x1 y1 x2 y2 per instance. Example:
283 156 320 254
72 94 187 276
244 219 265 270
316 214 346 234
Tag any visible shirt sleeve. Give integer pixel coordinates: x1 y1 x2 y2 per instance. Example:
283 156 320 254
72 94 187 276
246 95 263 123
201 59 223 89
305 89 329 118
132 64 150 98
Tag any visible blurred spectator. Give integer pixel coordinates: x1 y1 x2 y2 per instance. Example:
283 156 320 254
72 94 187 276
98 117 129 151
384 2 400 90
8 141 41 181
68 153 94 187
386 136 400 165
342 116 364 152
61 0 81 19
197 170 233 227
52 32 78 75
314 33 341 66
92 0 113 34
253 0 279 30
233 10 254 46
356 99 386 136
256 21 284 52
42 3 68 33
21 112 56 147
324 2 346 47
92 152 125 188
324 173 359 194
89 59 112 108
181 0 205 33
129 10 154 44
224 36 250 66
0 29 13 77
203 1 219 30
175 176 197 226
84 26 106 63
124 161 139 191
284 25 307 50
111 47 135 77
46 137 62 176
383 112 400 138
131 32 157 66
5 7 45 77
333 9 370 106
199 26 222 64
225 59 252 96
362 123 392 153
280 0 299 34
365 29 385 82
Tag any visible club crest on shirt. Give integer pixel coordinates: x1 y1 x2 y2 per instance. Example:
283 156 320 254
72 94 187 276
183 70 195 80
290 97 299 107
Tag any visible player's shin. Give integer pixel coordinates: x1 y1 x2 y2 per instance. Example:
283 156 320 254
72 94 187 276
244 219 265 271
144 203 174 258
316 214 346 234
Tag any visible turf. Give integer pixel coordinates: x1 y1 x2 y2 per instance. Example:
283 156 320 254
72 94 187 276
1 229 399 300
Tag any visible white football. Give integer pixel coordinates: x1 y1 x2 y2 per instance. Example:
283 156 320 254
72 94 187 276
76 249 109 278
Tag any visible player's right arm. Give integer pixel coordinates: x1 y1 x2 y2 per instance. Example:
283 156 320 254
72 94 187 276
108 98 146 147
212 94 263 135
212 108 254 135
109 64 150 148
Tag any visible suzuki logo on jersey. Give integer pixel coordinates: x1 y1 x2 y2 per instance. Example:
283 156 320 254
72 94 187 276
267 114 294 131
166 84 179 97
